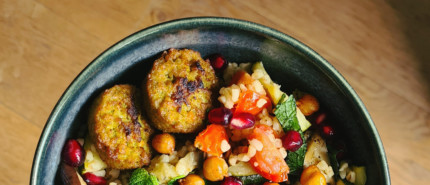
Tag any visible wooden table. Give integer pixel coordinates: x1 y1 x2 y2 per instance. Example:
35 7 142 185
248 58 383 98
1 0 429 184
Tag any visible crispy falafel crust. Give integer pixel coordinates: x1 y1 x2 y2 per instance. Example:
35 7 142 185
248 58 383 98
88 85 153 169
144 49 219 133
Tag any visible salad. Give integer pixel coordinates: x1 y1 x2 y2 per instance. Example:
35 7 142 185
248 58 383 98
60 49 366 185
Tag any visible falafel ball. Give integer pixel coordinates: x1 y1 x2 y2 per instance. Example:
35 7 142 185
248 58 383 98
88 84 153 169
144 48 219 133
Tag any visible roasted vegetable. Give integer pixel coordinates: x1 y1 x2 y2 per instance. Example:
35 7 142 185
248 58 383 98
352 166 366 185
248 125 289 182
303 133 334 184
195 124 230 156
300 165 326 185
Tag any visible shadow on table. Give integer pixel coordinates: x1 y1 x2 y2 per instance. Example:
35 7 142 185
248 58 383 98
387 0 430 103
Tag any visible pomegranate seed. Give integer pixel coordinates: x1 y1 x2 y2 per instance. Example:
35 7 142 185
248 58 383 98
282 130 303 152
61 139 85 167
208 54 228 72
221 176 243 185
314 112 326 125
82 173 107 185
230 113 255 129
322 125 335 137
208 107 232 126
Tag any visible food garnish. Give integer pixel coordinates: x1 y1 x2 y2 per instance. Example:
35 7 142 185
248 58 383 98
129 168 158 185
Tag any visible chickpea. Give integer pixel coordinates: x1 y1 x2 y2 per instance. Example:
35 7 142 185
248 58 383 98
203 156 228 181
179 174 205 185
300 165 326 185
296 94 319 116
263 182 279 185
152 133 175 154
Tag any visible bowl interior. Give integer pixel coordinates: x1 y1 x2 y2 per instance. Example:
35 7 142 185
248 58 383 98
31 17 389 185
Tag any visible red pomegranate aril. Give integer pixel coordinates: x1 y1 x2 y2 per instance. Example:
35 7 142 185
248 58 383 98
61 139 85 167
315 112 326 125
82 173 107 185
230 112 255 129
208 107 232 126
282 130 303 152
208 54 228 72
221 176 243 185
322 125 335 137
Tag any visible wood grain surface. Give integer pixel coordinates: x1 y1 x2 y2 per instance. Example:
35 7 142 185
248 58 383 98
1 0 429 184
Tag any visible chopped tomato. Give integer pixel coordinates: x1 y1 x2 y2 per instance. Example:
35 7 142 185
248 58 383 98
194 124 229 156
248 125 289 182
235 90 271 115
230 70 254 86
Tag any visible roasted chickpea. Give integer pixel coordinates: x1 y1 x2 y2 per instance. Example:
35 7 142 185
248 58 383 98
300 165 326 185
296 94 319 116
203 156 228 181
152 133 175 154
263 182 280 185
179 174 205 185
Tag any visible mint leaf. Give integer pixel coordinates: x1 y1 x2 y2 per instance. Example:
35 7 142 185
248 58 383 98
129 168 158 185
167 175 186 185
274 94 301 132
328 145 340 179
286 142 307 175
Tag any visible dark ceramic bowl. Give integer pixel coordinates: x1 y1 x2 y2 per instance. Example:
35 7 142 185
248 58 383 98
31 17 390 184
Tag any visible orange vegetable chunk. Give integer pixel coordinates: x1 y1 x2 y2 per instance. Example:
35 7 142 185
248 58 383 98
235 90 271 115
300 165 326 185
194 124 229 156
248 125 289 182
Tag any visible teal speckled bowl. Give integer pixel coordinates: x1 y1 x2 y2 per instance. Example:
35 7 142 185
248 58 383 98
31 17 390 185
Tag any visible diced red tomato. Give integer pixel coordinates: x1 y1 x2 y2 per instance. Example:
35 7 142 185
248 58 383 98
230 70 254 86
248 125 289 182
194 124 229 156
235 90 271 115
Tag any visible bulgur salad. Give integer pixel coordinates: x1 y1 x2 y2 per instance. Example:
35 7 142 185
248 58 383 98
60 49 366 185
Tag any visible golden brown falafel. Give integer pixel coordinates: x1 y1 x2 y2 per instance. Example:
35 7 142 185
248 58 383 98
144 49 218 133
88 84 153 169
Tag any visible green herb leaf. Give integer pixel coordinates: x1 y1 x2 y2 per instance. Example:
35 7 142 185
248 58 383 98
167 175 186 185
274 94 301 132
328 145 340 180
129 168 159 185
286 142 307 175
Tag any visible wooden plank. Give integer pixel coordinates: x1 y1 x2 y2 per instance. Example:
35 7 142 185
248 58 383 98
333 61 430 185
0 103 41 185
35 0 154 43
0 0 108 127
